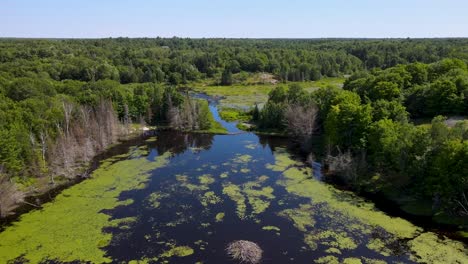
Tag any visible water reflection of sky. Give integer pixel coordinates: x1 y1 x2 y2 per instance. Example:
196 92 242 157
102 101 420 263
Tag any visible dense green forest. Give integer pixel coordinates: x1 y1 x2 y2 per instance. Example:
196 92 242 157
0 38 468 219
257 59 468 219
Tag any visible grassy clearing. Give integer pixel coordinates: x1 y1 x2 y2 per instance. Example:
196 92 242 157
191 77 345 108
219 108 252 122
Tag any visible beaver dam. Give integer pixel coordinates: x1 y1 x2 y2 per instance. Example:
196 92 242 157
0 99 467 264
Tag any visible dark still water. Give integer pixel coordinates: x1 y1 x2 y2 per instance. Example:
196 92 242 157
0 103 467 263
106 131 318 263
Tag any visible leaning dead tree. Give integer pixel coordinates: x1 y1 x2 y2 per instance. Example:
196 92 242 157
226 240 263 264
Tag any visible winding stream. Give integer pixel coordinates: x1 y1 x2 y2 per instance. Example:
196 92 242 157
0 99 467 263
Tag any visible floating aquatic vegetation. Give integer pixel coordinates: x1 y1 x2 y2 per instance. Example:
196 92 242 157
164 212 189 227
262 226 280 232
176 174 210 192
215 212 225 222
0 151 172 263
146 192 169 208
200 191 222 207
240 168 251 173
245 143 257 149
129 145 150 158
324 248 342 255
270 148 468 262
223 183 247 219
232 154 253 164
244 186 274 215
110 217 138 230
145 137 157 143
278 204 315 232
314 255 339 264
342 258 362 264
136 182 148 189
223 176 275 219
275 156 419 239
200 222 211 228
408 232 468 263
194 240 208 251
220 172 229 178
308 230 358 251
160 245 194 258
361 258 387 264
262 226 280 235
366 238 392 257
176 174 188 182
265 148 298 172
199 174 215 185
99 153 131 168
128 259 153 264
226 240 263 264
97 156 129 172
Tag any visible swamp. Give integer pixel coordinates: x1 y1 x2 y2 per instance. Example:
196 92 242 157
0 100 466 264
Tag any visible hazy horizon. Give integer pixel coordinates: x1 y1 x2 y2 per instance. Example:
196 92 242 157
2 0 468 38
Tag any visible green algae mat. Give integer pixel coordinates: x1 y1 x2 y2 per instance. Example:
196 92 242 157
0 131 466 263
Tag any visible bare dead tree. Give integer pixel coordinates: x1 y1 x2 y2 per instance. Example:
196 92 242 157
178 98 201 130
284 103 318 144
146 105 153 125
124 103 130 133
62 100 74 137
0 175 25 218
168 106 182 129
0 99 128 218
325 147 357 182
139 115 146 133
182 99 193 129
49 99 123 181
192 100 201 130
29 130 49 176
39 131 48 166
79 105 95 161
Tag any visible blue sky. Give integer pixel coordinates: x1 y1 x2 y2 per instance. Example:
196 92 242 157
1 0 467 38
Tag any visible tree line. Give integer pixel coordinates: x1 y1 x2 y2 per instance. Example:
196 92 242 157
1 38 467 85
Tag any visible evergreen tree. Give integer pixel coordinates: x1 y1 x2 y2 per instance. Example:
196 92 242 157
220 68 233 86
